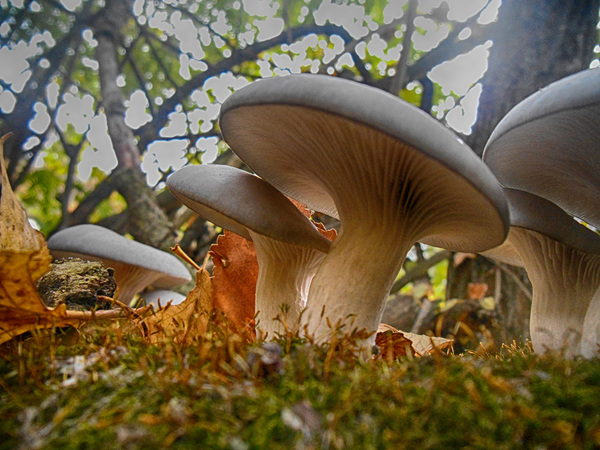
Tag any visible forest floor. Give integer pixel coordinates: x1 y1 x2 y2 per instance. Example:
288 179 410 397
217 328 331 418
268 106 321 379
1 320 600 449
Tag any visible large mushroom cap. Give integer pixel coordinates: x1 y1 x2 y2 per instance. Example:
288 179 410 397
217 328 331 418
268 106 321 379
166 164 331 253
483 68 600 228
220 74 508 252
47 224 191 288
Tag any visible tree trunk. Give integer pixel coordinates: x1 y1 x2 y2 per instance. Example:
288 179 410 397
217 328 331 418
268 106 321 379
467 0 599 155
448 0 599 345
91 0 175 249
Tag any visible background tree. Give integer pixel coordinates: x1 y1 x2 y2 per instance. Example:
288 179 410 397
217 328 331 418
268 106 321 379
1 0 599 344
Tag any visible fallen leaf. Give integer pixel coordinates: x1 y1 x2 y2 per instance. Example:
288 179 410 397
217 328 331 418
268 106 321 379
375 323 415 360
453 252 477 267
142 268 213 345
288 198 337 242
375 323 453 359
468 282 488 300
0 135 76 344
210 231 258 331
401 331 454 356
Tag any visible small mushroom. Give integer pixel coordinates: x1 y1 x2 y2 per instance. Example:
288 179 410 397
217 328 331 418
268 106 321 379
219 74 509 345
166 164 332 337
483 68 600 228
485 188 600 357
140 289 187 308
47 224 192 304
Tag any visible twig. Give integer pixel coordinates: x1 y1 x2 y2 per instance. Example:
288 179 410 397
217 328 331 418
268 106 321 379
171 244 202 271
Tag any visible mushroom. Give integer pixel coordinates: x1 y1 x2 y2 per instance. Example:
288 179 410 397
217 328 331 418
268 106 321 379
485 188 600 357
166 164 332 337
219 74 509 345
483 68 600 228
47 224 192 304
139 289 187 308
582 289 600 358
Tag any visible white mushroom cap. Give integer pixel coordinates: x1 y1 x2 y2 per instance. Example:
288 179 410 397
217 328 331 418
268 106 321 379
483 68 600 228
167 164 332 336
47 224 192 303
499 189 600 357
219 74 509 345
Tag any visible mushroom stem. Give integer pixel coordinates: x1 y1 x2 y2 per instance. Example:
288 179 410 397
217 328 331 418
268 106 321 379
510 228 600 356
304 222 414 346
582 287 600 358
250 231 327 338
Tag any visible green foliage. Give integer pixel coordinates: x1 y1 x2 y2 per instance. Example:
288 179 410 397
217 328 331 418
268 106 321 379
1 325 600 449
15 150 68 235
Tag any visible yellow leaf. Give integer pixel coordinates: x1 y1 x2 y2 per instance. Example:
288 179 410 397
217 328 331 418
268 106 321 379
0 135 76 344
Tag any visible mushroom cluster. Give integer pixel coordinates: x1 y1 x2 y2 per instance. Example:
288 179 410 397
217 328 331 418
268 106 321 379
168 74 509 349
482 68 600 357
166 69 600 357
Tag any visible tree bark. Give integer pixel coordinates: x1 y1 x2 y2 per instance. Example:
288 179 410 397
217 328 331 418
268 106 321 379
91 0 175 249
467 0 599 155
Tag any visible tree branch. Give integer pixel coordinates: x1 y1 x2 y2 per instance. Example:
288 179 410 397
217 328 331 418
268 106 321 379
390 250 452 295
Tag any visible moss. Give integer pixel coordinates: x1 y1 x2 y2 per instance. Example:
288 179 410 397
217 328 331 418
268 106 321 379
36 258 116 311
1 325 600 449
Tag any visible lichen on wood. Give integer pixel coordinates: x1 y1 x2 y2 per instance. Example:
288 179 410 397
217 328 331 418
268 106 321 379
36 258 117 311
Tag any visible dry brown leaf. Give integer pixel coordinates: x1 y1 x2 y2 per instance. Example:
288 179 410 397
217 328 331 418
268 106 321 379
375 323 415 360
468 282 489 300
0 135 81 344
401 331 454 356
210 231 258 330
375 323 454 359
142 268 213 345
453 252 477 267
288 198 337 242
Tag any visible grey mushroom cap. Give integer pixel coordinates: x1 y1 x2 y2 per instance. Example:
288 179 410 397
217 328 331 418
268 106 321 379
166 164 331 254
483 68 600 228
220 74 509 252
482 188 600 266
505 188 600 255
47 224 191 287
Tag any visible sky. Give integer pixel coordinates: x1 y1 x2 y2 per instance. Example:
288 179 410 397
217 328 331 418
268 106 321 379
0 0 507 186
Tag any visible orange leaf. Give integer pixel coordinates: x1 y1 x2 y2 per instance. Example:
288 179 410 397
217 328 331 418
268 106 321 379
375 323 415 360
141 268 213 345
0 135 76 344
453 252 477 267
210 231 258 330
288 198 337 242
468 282 489 300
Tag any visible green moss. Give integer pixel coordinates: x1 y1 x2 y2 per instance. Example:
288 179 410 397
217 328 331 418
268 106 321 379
1 325 600 449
